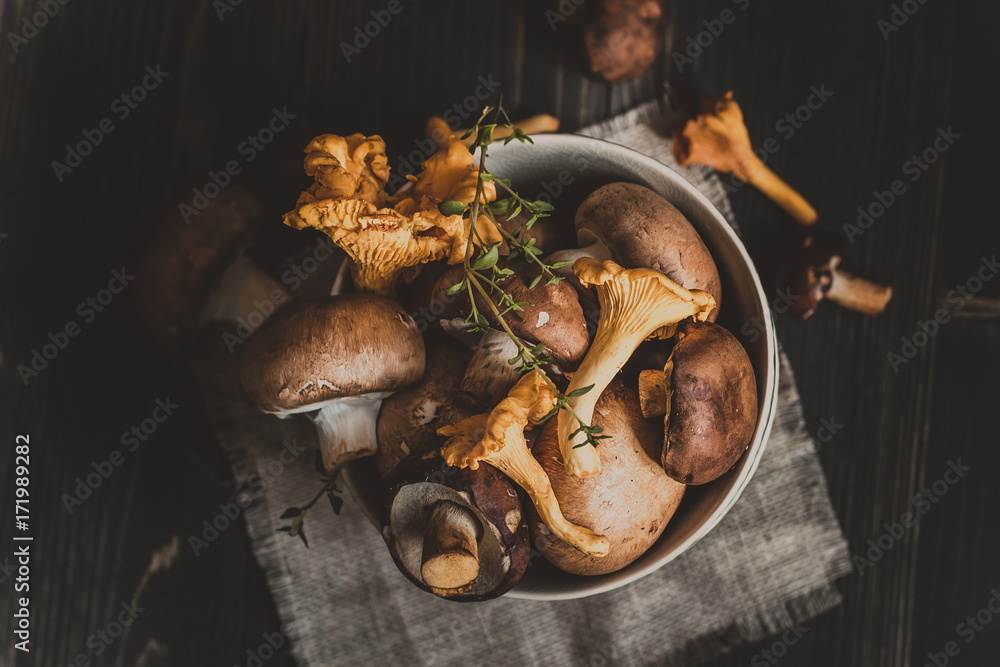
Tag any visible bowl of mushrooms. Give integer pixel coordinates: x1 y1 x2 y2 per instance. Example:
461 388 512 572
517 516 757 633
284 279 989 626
239 126 778 601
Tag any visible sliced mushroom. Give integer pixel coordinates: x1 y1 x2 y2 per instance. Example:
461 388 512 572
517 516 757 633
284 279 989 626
775 229 893 319
381 454 530 600
573 181 722 320
530 377 686 575
239 294 424 472
134 187 290 349
558 258 716 478
639 320 757 485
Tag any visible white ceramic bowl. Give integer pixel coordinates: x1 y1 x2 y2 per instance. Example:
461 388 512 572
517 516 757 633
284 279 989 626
343 134 779 600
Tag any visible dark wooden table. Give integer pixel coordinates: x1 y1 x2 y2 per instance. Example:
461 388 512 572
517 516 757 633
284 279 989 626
2 1 998 665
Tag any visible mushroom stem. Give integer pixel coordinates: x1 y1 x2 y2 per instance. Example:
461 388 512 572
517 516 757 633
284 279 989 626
348 259 405 298
738 156 818 225
199 252 290 327
828 266 893 316
461 328 524 406
637 368 670 418
420 500 481 593
546 240 612 279
308 394 389 473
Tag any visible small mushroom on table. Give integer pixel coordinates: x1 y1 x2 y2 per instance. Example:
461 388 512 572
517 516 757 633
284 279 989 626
531 377 686 575
638 320 758 485
775 229 893 319
673 91 818 225
381 454 530 601
558 258 716 478
134 187 290 349
239 293 425 473
555 181 722 320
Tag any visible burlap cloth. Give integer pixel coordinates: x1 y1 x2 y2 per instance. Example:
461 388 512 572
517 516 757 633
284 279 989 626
192 91 852 666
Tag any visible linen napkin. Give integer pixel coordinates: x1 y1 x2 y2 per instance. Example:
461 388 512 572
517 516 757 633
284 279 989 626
191 89 852 667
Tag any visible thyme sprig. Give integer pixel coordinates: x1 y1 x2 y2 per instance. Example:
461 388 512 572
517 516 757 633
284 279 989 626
440 103 609 451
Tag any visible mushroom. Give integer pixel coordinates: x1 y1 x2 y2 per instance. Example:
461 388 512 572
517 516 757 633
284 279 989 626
557 258 716 478
375 343 476 478
283 134 500 296
561 0 670 84
673 92 818 225
426 114 560 152
438 370 610 558
134 187 290 349
239 293 425 473
573 182 723 320
530 377 686 575
775 229 893 319
381 453 530 600
428 258 591 370
638 320 758 485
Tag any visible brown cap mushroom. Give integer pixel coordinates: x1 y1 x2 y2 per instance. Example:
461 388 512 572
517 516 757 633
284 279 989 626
135 187 290 349
774 229 893 319
530 377 686 575
375 343 476 478
574 182 723 320
673 92 818 225
239 294 425 472
558 258 716 478
381 454 530 600
438 370 610 558
638 320 757 485
567 0 670 84
429 259 591 370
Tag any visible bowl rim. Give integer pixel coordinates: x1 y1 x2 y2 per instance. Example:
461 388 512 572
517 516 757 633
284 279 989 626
343 132 779 601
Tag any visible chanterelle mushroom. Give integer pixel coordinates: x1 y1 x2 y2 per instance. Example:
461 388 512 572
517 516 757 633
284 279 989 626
283 134 500 296
775 229 893 319
673 92 818 225
558 258 716 478
239 294 425 472
438 370 610 558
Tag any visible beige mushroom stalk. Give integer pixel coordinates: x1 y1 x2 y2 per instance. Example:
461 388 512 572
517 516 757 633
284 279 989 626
673 92 818 225
426 114 560 152
558 258 716 478
283 134 500 296
438 371 610 558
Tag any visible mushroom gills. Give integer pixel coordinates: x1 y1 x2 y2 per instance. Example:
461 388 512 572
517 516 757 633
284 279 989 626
387 483 510 598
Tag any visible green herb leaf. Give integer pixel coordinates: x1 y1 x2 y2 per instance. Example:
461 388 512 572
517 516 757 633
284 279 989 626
471 244 500 270
438 200 467 216
566 384 595 398
445 280 467 296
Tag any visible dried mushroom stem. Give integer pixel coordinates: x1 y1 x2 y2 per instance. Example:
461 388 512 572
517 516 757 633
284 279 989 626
427 115 560 152
827 261 894 316
421 500 482 594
